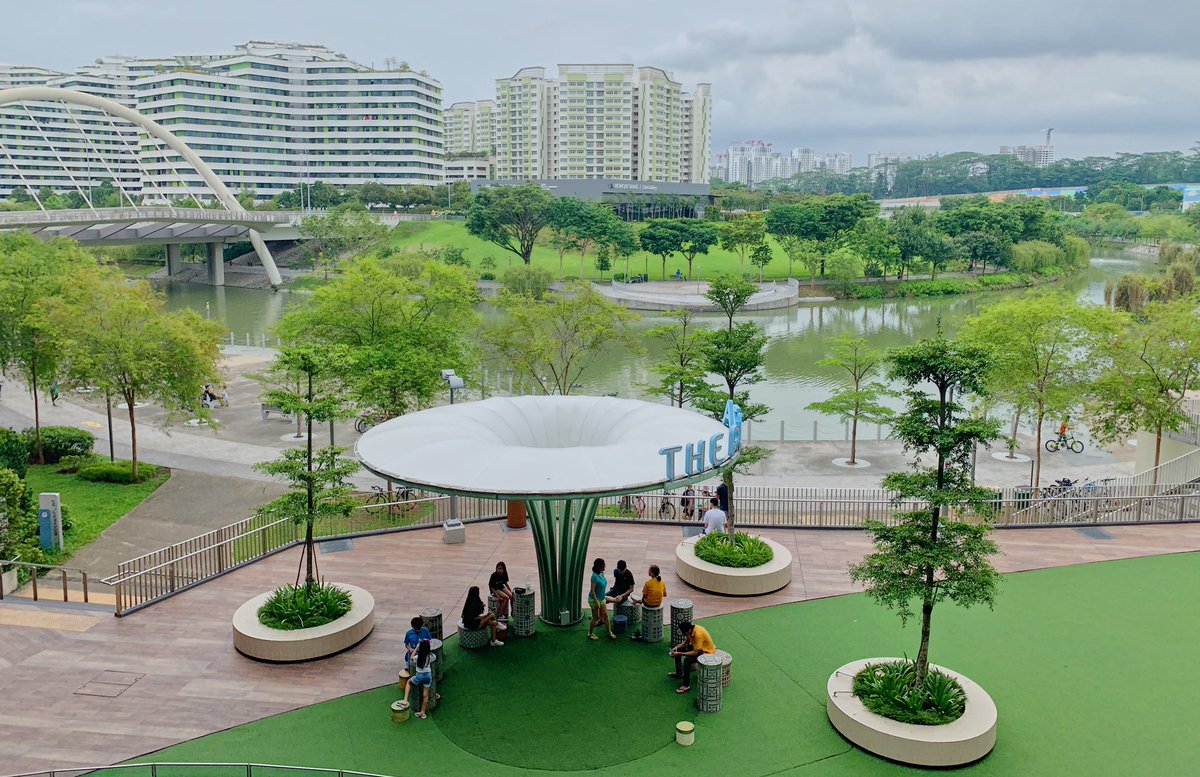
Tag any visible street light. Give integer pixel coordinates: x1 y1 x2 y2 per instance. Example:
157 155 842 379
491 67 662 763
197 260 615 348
441 369 465 404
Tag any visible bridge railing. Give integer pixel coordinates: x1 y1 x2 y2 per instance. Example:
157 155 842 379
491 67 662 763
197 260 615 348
0 207 288 226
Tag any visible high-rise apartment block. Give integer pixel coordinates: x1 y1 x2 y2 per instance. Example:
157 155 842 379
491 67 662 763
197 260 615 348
444 99 495 156
1 41 444 201
999 143 1054 168
483 64 710 183
721 142 851 186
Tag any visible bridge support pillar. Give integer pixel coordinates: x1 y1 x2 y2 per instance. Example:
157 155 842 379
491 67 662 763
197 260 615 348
166 244 183 277
207 243 225 287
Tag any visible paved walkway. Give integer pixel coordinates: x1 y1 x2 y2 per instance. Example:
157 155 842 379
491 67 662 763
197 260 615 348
1 520 1197 774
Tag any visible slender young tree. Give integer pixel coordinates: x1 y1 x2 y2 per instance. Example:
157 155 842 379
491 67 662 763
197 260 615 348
850 335 1003 684
719 215 767 275
644 308 710 408
253 347 358 588
806 335 894 464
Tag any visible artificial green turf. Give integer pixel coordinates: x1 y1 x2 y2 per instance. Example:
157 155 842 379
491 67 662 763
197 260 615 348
129 552 1200 776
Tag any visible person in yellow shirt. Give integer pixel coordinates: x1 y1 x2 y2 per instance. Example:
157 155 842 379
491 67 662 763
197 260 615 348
668 620 715 694
631 565 666 640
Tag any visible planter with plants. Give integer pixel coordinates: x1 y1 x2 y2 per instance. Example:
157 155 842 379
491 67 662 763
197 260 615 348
231 347 376 662
674 531 792 596
825 335 1000 767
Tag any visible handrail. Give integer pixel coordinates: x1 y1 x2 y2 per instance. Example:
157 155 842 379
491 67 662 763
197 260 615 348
2 762 400 777
0 559 91 604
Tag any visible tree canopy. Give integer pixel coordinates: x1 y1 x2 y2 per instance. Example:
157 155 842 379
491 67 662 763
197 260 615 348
466 183 555 264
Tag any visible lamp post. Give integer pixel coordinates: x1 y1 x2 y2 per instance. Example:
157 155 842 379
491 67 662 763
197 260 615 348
441 369 464 405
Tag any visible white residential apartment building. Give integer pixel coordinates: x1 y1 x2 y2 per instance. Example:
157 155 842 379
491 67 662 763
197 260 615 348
722 142 849 186
487 64 710 183
444 99 495 156
0 41 444 202
1000 144 1055 168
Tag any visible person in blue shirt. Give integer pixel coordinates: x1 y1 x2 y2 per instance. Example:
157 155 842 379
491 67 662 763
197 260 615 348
403 615 432 671
587 558 616 641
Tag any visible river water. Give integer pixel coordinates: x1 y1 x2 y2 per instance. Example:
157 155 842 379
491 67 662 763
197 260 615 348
161 249 1154 440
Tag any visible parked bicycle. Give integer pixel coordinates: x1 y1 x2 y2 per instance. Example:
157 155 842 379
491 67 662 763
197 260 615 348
363 484 415 514
354 411 389 434
658 492 676 520
1045 435 1084 454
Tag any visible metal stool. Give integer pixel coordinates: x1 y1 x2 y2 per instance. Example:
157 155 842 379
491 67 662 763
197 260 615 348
641 603 664 643
714 649 733 687
512 586 536 637
420 607 444 641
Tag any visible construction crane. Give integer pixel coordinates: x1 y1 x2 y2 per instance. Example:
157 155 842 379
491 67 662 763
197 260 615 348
1043 128 1055 145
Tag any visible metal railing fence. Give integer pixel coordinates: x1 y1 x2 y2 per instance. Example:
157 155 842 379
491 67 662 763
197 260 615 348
3 762 401 777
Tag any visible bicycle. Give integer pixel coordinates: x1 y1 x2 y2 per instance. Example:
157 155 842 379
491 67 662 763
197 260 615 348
363 484 414 514
1045 435 1084 454
658 492 676 520
354 411 388 434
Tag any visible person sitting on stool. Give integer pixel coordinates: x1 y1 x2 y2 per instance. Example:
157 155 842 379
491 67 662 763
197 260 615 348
668 620 716 694
606 559 636 606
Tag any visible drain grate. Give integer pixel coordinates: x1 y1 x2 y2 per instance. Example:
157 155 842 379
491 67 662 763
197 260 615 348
318 538 354 553
75 670 143 698
1075 526 1114 540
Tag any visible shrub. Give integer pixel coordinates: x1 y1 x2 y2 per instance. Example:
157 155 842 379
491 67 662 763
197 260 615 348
56 453 101 474
853 661 966 726
502 265 554 299
597 503 637 518
1012 240 1065 272
257 582 352 630
694 531 774 568
22 426 94 464
0 428 28 479
613 272 626 282
479 272 496 281
77 460 163 484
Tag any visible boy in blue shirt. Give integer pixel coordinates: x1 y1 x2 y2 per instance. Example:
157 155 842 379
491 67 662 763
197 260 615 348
404 616 432 671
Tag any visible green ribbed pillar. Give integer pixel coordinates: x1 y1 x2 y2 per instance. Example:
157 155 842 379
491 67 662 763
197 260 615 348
525 497 599 626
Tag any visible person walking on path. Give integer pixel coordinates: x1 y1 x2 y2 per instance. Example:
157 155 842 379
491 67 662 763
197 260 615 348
587 558 616 641
668 621 716 694
49 380 60 406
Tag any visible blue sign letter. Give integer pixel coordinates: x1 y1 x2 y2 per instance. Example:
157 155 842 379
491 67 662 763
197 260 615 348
708 432 725 467
684 440 706 475
659 445 682 480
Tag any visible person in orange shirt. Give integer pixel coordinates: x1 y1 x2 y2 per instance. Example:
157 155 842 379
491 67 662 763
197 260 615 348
632 565 666 640
668 620 715 694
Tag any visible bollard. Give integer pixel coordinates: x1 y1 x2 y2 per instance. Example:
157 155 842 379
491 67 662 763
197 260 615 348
813 420 818 441
845 422 849 441
245 333 250 346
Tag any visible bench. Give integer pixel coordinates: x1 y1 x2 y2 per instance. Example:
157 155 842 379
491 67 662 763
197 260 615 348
260 403 293 421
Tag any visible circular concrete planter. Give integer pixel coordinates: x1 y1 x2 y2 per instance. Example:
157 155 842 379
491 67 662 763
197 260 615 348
827 658 997 767
232 583 375 662
674 535 792 596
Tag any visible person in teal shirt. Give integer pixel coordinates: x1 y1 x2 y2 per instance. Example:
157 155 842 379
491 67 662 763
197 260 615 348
587 558 616 641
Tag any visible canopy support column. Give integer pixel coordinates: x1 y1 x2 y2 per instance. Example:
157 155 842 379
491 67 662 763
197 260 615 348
525 497 599 626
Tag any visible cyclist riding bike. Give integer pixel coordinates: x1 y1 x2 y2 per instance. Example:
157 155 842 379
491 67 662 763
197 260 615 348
1057 418 1070 444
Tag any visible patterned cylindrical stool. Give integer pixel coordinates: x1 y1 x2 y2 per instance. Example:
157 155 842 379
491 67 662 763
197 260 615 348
390 700 410 723
420 607 444 640
487 593 500 619
458 621 490 649
675 720 695 746
615 600 641 632
512 587 536 637
641 603 664 643
695 654 724 713
670 599 694 647
714 649 733 687
429 638 445 681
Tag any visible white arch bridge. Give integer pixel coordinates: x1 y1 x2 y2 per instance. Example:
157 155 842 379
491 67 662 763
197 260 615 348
0 87 286 286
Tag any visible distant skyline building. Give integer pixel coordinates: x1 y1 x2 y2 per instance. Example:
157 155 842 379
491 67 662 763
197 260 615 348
1000 143 1055 168
444 99 495 157
720 141 851 186
1 41 445 201
472 63 710 183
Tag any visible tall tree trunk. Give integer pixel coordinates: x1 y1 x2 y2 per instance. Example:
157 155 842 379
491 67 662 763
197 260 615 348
1007 409 1021 459
915 593 934 682
304 372 315 587
1033 412 1044 492
1154 423 1163 481
31 364 43 464
127 398 138 481
849 414 858 464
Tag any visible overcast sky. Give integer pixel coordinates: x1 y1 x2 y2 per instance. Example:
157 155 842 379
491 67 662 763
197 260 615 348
3 0 1197 162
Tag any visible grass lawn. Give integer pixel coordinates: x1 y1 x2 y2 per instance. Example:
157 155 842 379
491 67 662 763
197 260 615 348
23 463 169 563
125 552 1200 777
388 220 804 282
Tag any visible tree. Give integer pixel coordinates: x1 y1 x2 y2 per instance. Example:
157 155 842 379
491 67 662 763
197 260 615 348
466 183 555 265
639 220 680 280
955 231 1007 274
645 308 711 408
850 335 1003 685
1088 300 1200 473
749 241 773 280
766 202 823 281
704 272 757 331
46 266 224 480
674 220 719 280
547 198 618 278
959 292 1119 490
278 258 478 419
485 281 641 396
719 215 767 275
593 244 613 280
703 322 768 402
254 347 358 588
825 246 863 296
806 336 894 464
0 234 92 462
848 217 900 280
299 201 389 279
